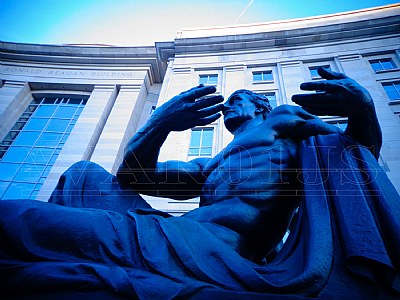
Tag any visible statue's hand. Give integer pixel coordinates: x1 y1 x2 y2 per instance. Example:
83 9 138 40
266 104 341 139
291 68 373 117
152 85 224 131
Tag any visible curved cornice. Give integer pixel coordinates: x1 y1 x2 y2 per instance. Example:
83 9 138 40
0 42 167 83
174 4 400 54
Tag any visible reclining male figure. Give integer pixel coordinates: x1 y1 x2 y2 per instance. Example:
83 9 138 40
117 67 381 262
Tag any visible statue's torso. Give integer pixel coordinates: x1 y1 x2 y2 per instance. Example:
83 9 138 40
184 125 300 260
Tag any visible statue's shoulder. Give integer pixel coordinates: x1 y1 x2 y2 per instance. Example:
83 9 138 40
267 104 300 119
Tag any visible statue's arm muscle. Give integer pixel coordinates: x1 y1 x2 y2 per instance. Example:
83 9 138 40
117 85 223 199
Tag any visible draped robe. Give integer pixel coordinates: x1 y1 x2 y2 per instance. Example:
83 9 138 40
0 134 399 299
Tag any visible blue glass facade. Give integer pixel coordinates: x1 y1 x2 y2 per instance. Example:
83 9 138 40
0 96 87 200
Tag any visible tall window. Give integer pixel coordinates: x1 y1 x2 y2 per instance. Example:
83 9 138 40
253 71 273 82
188 128 214 158
199 74 218 86
0 96 87 200
370 58 397 72
309 65 330 79
382 82 400 101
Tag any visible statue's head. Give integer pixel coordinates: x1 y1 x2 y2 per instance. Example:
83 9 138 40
223 89 273 133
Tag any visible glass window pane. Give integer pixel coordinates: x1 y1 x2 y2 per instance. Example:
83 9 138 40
0 181 10 198
200 147 212 156
14 164 46 182
76 106 84 115
33 105 57 117
383 84 399 100
381 60 395 70
66 123 75 133
370 61 382 72
60 135 69 143
253 72 262 81
54 106 77 118
310 66 330 78
268 99 277 108
188 148 199 156
26 147 54 164
30 190 39 200
262 72 273 81
202 130 214 146
2 146 30 162
199 76 208 85
49 154 59 164
208 75 218 85
2 182 36 199
189 128 214 157
42 165 53 177
266 94 277 108
46 119 70 132
310 68 319 78
190 130 201 147
0 163 20 181
199 75 218 85
24 117 49 130
264 94 276 101
37 132 63 147
13 131 41 146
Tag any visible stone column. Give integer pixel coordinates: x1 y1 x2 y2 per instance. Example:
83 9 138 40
279 61 304 105
37 84 118 201
158 67 194 161
90 82 148 174
0 80 31 141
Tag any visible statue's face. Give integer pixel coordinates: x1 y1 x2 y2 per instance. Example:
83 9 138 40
223 92 258 133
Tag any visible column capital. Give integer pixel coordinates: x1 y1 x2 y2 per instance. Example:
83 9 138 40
337 54 362 62
2 80 28 88
93 84 117 91
279 60 302 68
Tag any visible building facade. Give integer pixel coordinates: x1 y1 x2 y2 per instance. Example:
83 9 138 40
1 4 399 213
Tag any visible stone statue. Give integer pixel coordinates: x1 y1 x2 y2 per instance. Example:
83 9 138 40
0 68 399 299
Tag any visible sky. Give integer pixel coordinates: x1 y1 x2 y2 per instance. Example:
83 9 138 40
1 0 399 46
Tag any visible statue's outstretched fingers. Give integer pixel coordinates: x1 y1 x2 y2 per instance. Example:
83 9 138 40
318 67 346 80
191 95 224 111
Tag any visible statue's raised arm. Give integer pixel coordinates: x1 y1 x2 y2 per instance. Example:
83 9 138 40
117 85 224 199
292 67 382 159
